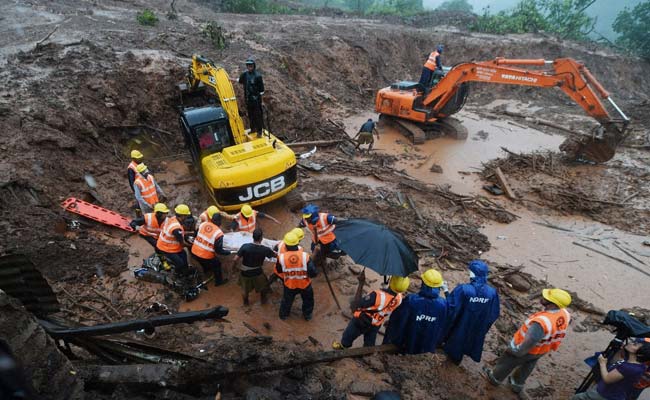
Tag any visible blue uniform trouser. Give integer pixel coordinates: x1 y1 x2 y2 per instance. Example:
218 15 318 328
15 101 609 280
193 255 224 284
418 67 433 88
279 284 314 319
341 316 380 348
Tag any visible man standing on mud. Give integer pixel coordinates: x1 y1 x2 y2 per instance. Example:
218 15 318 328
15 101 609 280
238 58 265 135
231 228 275 306
443 260 500 365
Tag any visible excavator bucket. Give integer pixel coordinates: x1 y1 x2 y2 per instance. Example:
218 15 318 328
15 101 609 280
559 123 626 163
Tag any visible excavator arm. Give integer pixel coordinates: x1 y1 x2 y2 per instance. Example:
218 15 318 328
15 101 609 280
424 58 628 128
376 57 630 162
185 55 247 144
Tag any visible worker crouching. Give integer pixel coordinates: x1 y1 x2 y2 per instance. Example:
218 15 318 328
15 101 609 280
484 288 572 394
277 232 318 321
156 204 193 276
333 274 409 349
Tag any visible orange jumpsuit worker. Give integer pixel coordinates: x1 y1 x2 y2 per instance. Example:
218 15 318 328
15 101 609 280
277 231 318 321
127 150 144 191
484 288 572 395
130 202 169 252
418 44 444 91
133 163 165 214
157 204 192 276
230 204 279 233
191 207 232 286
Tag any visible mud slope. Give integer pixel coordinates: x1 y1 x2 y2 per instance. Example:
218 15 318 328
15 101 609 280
1 1 650 399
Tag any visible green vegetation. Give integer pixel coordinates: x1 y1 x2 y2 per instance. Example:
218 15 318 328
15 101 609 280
613 1 650 59
136 9 159 26
471 0 595 41
202 22 227 50
366 0 423 16
436 0 472 13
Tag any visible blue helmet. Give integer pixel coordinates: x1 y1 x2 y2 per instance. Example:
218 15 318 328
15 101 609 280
436 44 444 53
301 204 320 221
468 260 488 277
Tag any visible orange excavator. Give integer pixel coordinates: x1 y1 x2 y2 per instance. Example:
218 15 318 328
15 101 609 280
375 57 630 163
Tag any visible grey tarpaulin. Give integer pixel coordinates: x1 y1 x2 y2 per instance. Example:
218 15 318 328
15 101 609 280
334 218 418 277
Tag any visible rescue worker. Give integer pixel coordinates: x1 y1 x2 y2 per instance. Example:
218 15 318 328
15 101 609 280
231 228 275 306
443 260 500 365
383 269 449 354
127 149 144 191
156 204 192 276
418 44 444 91
191 207 232 286
197 205 234 230
133 163 165 214
299 204 341 259
277 232 318 321
269 228 305 286
332 274 409 349
230 204 279 233
353 118 380 153
238 58 265 135
129 202 169 251
484 288 572 395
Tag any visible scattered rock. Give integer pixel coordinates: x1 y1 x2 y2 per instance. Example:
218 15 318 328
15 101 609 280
429 163 443 173
349 381 376 396
505 273 531 292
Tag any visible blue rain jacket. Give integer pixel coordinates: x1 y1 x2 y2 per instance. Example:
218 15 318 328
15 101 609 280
443 265 500 362
383 286 449 354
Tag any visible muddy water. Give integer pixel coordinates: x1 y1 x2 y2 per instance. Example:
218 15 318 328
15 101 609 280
342 109 565 194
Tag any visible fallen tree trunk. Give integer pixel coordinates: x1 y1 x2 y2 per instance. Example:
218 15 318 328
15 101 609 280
80 344 398 385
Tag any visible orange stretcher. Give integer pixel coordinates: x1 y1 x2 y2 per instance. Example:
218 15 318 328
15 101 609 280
61 197 135 232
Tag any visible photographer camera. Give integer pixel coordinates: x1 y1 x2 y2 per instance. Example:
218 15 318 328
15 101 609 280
571 338 650 400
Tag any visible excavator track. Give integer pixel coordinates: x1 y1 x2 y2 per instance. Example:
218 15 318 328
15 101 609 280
380 115 468 144
392 118 426 144
432 117 468 140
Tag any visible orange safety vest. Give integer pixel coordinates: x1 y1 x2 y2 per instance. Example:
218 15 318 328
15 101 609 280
191 221 224 259
236 210 258 233
424 50 440 71
279 250 311 290
305 213 336 245
156 216 184 253
512 309 571 355
128 161 139 174
138 213 162 238
354 290 403 327
134 174 159 207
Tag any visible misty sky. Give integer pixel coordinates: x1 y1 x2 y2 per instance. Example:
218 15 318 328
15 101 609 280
423 0 643 39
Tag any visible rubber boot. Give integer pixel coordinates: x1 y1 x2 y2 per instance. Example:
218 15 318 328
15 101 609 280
243 294 250 306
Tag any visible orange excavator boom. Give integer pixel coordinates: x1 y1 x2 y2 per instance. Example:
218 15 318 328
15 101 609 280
375 57 630 162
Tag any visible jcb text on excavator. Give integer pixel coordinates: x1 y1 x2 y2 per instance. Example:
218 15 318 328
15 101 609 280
178 55 298 211
375 57 629 163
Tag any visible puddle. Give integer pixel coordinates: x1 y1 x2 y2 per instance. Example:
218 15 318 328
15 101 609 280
342 109 565 194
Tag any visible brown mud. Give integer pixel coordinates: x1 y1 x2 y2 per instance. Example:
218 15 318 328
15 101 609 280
1 0 650 399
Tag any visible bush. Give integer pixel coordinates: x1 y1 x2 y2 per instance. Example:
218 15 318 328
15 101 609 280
202 22 227 50
470 0 595 40
613 1 650 59
436 0 472 13
136 9 158 26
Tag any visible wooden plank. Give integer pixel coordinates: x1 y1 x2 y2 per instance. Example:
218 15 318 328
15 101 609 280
494 167 517 200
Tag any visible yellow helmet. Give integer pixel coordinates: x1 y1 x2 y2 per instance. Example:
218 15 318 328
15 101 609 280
153 203 169 213
284 232 300 246
389 276 410 293
291 227 305 241
207 205 220 219
174 204 191 216
542 288 572 309
302 213 312 219
136 163 148 173
241 204 253 218
131 149 144 159
422 269 443 288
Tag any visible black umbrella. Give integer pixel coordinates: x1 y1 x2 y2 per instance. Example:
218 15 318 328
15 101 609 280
334 218 418 277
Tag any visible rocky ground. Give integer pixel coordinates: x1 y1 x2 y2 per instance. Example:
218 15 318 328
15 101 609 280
1 0 650 399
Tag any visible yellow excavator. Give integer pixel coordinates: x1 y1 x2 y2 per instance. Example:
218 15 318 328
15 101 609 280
178 55 297 211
